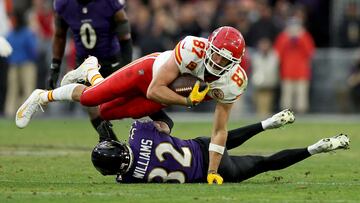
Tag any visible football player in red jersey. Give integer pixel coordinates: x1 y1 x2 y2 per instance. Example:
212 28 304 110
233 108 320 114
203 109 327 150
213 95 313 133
16 26 247 184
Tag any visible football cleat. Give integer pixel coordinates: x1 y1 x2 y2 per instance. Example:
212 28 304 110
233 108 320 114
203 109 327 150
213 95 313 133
60 56 99 86
265 109 295 129
15 89 46 128
311 134 350 154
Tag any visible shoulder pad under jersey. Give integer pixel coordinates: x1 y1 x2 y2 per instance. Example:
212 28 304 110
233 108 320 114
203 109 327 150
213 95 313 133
107 0 125 12
53 0 68 13
174 36 207 75
208 65 248 103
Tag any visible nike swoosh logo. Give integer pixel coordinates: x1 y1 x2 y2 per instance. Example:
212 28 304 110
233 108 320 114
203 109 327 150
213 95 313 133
17 107 26 119
111 62 120 68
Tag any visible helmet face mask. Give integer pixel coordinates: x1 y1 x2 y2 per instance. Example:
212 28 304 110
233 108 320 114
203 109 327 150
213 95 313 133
204 45 239 76
91 140 133 176
204 26 245 77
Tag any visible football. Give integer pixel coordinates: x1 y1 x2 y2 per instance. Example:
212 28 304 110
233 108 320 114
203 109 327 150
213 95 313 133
168 73 207 97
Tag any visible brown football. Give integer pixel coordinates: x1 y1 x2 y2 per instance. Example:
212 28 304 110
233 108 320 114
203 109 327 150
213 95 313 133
168 73 207 97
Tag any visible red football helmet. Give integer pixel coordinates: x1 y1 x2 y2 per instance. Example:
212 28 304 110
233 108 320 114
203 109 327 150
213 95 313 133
204 26 246 76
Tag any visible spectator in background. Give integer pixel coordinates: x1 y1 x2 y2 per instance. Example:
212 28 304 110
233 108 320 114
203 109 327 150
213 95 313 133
29 0 54 89
5 10 38 117
176 2 202 39
247 1 280 47
274 7 315 114
272 0 291 30
251 38 279 117
347 57 360 112
216 1 242 29
136 8 177 55
196 0 218 37
0 0 12 116
338 2 360 48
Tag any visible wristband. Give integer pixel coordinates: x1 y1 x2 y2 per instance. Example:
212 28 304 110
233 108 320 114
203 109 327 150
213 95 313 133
186 97 192 106
209 143 225 155
208 169 217 174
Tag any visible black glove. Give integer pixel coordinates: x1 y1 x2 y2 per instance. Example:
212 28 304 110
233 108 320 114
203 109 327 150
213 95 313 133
47 58 62 89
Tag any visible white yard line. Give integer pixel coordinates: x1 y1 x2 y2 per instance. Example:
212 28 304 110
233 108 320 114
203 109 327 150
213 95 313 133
0 149 88 156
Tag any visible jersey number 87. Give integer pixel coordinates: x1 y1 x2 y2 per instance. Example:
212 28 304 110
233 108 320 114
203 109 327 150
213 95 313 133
231 66 245 87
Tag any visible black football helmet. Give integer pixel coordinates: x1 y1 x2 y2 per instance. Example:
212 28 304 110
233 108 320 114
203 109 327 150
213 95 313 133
91 140 133 176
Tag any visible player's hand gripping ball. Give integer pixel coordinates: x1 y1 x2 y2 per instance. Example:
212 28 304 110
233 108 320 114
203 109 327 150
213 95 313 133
168 74 209 106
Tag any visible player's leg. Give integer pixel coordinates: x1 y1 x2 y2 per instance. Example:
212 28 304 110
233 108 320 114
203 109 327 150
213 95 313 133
70 56 121 142
15 83 86 128
15 57 105 128
220 148 310 182
220 134 350 182
80 58 119 142
226 109 295 150
80 55 162 137
60 56 103 87
79 55 157 107
99 96 164 120
194 136 310 183
16 54 157 128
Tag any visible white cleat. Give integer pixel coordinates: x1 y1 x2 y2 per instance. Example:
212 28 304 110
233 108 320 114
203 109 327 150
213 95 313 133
266 109 295 129
312 134 350 154
15 89 46 128
60 56 99 86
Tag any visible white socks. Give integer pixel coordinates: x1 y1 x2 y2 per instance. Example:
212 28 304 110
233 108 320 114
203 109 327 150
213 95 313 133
261 117 273 130
307 145 318 155
39 84 80 103
307 142 323 155
87 69 103 86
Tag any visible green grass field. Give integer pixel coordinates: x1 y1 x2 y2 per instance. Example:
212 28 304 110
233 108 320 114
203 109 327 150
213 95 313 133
1 117 359 203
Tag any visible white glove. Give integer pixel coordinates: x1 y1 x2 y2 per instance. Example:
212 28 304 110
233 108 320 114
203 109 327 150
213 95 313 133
0 36 13 57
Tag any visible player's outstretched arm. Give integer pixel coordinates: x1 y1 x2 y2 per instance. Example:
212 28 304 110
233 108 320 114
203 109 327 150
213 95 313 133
207 102 233 184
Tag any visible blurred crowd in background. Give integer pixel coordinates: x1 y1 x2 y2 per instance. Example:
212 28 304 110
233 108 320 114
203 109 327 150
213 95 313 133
0 0 360 119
